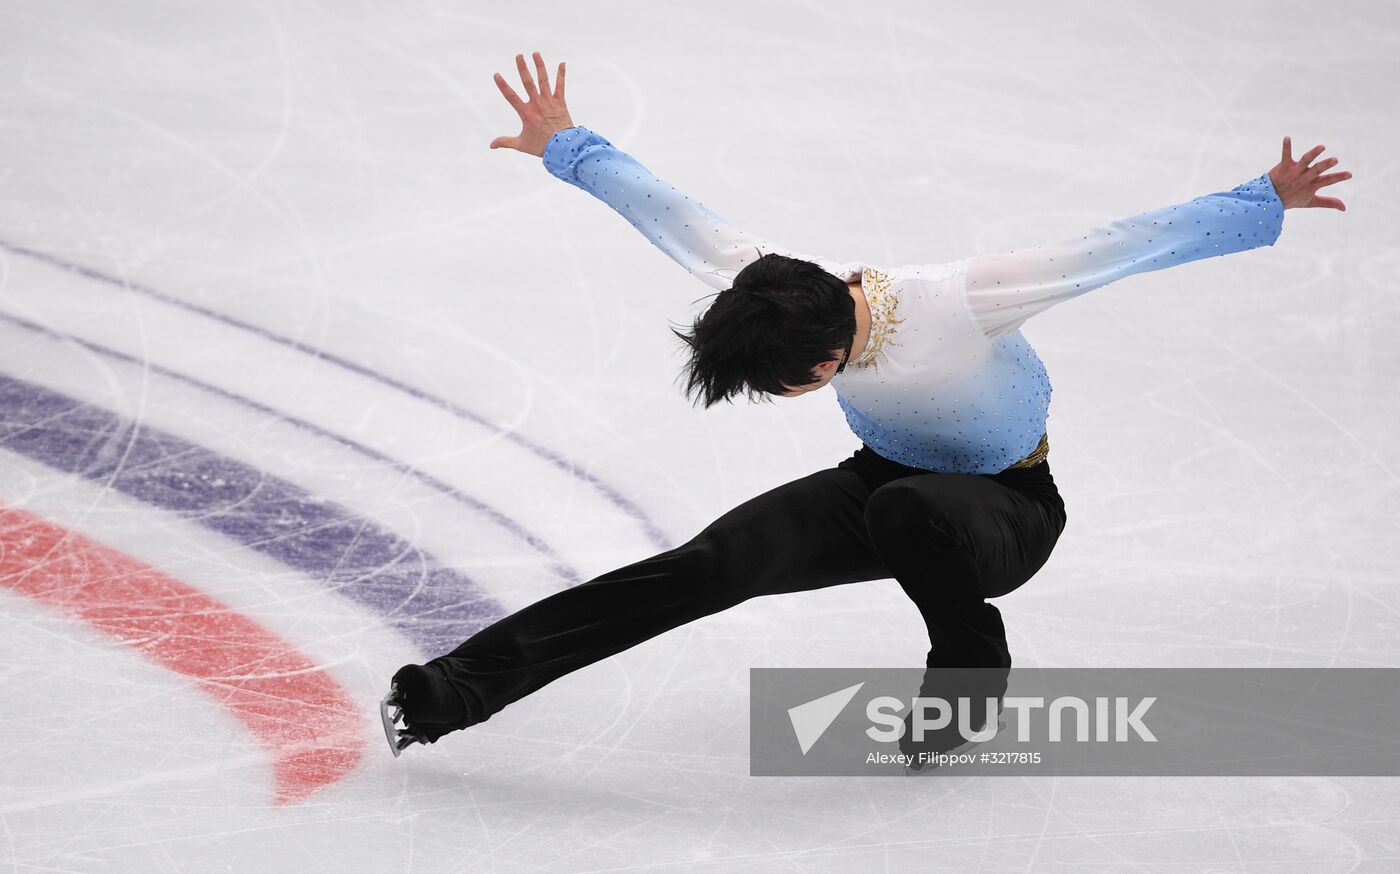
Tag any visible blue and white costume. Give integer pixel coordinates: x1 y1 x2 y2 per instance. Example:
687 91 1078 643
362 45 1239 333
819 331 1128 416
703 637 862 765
543 126 1285 474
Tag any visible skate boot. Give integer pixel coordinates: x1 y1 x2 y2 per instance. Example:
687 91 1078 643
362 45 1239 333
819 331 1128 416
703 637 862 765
901 698 1005 774
901 666 1008 775
379 663 469 757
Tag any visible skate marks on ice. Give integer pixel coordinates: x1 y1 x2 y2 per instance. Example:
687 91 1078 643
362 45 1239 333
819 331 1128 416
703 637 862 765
0 372 509 801
0 374 505 655
0 237 672 553
0 241 683 806
0 309 585 590
0 506 360 804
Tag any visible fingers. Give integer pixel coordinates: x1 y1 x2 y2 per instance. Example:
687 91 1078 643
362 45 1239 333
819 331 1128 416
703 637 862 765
515 53 539 100
493 72 526 114
533 51 551 95
1283 137 1332 170
1305 156 1340 178
1311 195 1346 211
1314 170 1353 188
1298 143 1326 168
497 52 564 103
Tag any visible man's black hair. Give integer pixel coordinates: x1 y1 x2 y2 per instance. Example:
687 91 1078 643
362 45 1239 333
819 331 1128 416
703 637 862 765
670 252 856 408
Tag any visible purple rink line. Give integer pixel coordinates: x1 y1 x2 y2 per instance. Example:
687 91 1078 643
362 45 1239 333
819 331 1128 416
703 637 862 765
0 239 671 551
0 374 505 656
0 312 581 588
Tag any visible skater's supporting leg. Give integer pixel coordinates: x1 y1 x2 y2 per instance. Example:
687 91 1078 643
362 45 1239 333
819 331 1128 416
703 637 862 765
863 460 1066 671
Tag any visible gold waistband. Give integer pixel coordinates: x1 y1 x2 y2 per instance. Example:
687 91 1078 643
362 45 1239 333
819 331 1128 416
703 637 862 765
1006 433 1049 470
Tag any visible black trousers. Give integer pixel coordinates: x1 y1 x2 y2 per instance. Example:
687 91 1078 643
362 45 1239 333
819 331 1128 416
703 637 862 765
429 444 1068 735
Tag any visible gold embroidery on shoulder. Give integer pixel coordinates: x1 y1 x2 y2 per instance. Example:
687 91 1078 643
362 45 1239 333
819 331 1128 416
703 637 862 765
852 267 902 369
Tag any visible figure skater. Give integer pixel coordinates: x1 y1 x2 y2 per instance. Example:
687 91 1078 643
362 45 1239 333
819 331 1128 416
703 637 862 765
380 51 1350 756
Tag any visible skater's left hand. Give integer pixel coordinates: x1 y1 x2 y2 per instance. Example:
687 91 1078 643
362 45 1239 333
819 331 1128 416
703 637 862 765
1267 137 1352 211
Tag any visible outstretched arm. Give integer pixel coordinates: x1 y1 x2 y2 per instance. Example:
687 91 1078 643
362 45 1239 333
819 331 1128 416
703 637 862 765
490 52 828 291
963 138 1352 338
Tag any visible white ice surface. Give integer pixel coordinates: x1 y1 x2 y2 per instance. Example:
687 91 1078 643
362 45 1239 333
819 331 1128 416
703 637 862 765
1 1 1398 871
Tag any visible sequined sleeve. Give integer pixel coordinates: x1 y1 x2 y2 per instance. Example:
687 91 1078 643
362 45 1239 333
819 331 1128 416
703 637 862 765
962 174 1285 338
542 126 828 291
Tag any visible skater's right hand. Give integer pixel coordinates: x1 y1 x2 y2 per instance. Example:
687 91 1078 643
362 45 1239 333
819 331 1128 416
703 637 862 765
490 51 576 158
1267 137 1351 211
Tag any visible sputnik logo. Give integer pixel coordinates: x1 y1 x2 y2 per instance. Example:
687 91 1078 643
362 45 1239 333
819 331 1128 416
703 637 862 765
787 683 865 755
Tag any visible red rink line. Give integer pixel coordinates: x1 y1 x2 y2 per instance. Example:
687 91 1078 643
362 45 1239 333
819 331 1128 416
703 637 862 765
0 506 363 804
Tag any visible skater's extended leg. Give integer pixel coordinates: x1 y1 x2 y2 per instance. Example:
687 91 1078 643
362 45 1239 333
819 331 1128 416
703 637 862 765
411 463 891 739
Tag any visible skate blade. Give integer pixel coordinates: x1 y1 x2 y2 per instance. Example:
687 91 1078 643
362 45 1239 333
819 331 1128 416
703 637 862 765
903 718 1007 776
380 685 419 758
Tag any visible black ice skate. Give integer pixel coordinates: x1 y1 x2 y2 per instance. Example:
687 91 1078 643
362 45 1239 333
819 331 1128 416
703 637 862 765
901 705 1002 773
379 683 425 757
900 666 1010 775
902 698 1006 775
379 663 469 757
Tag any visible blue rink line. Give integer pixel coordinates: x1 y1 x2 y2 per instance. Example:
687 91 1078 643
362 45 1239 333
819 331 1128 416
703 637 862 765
0 312 582 588
0 372 509 656
0 238 672 551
